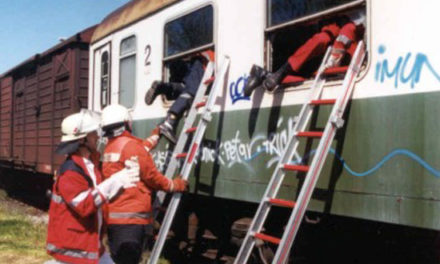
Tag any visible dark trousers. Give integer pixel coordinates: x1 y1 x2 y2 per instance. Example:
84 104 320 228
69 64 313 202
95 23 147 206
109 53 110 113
108 224 152 264
169 59 205 117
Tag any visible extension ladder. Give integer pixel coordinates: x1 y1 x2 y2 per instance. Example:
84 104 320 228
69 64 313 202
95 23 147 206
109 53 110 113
148 56 231 264
234 41 365 264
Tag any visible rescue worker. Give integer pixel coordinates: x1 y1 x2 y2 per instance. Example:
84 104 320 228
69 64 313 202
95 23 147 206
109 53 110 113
46 109 140 264
144 50 215 144
244 13 365 97
100 104 188 264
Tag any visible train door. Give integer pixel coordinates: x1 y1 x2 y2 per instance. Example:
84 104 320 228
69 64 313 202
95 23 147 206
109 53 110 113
92 43 111 111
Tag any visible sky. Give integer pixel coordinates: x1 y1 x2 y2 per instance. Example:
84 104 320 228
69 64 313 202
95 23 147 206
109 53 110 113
0 0 130 74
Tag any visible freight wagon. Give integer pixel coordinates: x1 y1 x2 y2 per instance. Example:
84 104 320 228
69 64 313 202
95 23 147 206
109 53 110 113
0 26 95 200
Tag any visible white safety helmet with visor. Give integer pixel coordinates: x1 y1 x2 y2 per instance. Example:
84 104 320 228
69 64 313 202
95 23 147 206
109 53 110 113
56 109 102 154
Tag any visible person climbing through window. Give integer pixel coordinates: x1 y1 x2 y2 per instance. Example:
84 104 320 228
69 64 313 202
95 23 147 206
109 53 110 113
145 50 214 144
244 13 365 97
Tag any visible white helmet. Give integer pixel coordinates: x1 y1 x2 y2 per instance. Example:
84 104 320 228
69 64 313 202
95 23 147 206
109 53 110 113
101 104 132 128
60 109 101 143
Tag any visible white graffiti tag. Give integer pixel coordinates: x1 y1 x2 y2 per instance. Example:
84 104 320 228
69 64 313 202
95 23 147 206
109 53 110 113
152 117 298 170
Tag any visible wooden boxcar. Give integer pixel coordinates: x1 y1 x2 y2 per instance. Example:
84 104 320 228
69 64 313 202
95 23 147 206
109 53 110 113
0 26 95 175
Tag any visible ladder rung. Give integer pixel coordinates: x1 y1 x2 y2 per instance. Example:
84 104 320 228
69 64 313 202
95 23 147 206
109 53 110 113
176 153 187 159
254 233 280 245
269 198 296 208
310 99 336 105
196 101 206 108
204 76 215 85
283 164 309 172
185 127 197 134
297 131 323 138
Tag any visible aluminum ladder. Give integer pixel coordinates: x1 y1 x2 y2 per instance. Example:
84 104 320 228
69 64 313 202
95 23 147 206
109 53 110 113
148 56 230 264
234 41 366 264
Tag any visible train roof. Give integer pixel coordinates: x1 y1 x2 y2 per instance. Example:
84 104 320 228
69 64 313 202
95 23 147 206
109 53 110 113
1 25 96 77
91 0 179 44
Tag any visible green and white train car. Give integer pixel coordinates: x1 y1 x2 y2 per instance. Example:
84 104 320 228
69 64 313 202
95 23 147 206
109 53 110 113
89 0 440 234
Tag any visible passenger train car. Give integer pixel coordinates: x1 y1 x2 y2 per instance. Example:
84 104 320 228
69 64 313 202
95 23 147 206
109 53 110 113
89 0 440 261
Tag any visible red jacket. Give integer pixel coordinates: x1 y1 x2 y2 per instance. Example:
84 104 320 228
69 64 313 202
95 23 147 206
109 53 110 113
102 131 172 225
46 154 107 264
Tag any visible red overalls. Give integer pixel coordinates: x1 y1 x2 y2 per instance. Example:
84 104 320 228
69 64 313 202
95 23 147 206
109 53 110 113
288 23 341 72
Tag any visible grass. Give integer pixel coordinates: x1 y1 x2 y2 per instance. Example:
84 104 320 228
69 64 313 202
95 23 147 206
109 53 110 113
0 189 50 264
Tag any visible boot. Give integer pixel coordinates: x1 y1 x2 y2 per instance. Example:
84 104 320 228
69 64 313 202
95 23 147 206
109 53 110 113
145 81 165 105
244 65 269 97
262 63 291 92
158 113 178 144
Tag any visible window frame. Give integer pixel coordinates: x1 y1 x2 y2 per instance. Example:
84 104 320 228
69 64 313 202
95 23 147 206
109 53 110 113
91 41 111 111
160 3 216 106
118 34 137 109
264 0 368 92
163 4 215 63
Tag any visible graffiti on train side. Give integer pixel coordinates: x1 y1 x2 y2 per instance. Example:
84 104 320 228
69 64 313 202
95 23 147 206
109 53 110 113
152 117 297 171
375 44 440 88
229 74 250 104
151 116 440 179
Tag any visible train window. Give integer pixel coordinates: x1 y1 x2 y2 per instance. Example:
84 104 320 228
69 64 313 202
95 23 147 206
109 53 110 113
164 5 213 58
119 35 136 108
268 0 356 27
159 5 215 104
266 0 366 86
100 51 110 108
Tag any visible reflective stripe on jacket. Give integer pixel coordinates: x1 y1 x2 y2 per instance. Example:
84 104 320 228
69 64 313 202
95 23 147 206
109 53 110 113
331 22 359 64
46 154 107 264
102 131 172 225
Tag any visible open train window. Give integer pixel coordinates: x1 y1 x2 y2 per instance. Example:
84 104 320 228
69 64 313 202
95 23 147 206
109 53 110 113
119 35 136 108
161 5 214 104
100 51 110 108
266 0 366 88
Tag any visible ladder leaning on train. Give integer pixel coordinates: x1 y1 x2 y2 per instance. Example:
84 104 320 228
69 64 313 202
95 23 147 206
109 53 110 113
234 41 366 264
149 56 231 264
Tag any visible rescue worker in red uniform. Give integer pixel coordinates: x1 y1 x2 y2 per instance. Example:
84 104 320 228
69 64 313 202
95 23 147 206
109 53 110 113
100 104 188 264
244 13 365 96
144 50 215 144
46 109 140 264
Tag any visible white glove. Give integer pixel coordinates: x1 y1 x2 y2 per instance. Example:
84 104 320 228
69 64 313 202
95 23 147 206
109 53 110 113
97 156 140 200
122 157 140 188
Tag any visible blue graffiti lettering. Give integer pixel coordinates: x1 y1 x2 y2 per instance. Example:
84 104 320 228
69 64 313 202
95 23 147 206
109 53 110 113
375 45 440 88
230 75 250 104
